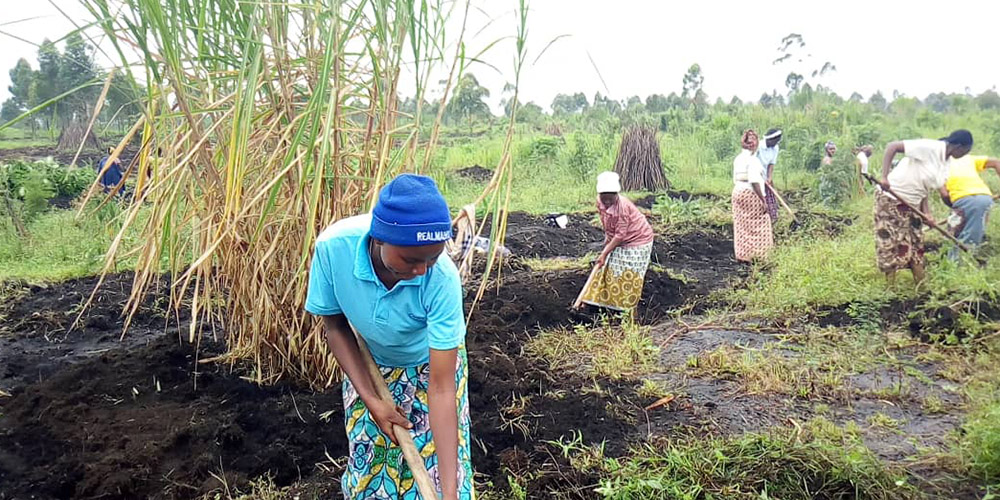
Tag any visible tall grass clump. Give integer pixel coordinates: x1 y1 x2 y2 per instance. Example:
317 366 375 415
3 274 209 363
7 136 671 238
962 399 1000 483
736 228 894 317
74 0 524 387
561 418 916 500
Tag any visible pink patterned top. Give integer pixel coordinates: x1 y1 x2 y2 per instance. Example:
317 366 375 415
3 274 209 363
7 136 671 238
597 195 654 247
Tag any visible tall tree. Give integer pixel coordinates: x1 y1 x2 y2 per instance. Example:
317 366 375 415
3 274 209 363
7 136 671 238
0 99 21 124
869 91 887 110
517 101 545 125
773 33 836 92
58 32 98 116
447 73 491 130
3 59 36 131
975 89 1000 110
7 59 34 110
103 72 143 133
589 92 616 114
785 72 804 94
681 63 704 101
55 32 100 150
645 93 670 113
499 82 517 117
34 39 61 129
552 92 589 115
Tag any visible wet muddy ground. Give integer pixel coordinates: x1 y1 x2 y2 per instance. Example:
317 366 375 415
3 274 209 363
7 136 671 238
0 208 981 499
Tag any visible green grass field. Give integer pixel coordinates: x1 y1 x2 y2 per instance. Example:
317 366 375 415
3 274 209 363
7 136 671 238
4 112 1000 498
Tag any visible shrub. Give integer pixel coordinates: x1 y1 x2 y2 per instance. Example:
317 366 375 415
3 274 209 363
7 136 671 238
524 136 563 163
566 132 599 182
963 399 1000 482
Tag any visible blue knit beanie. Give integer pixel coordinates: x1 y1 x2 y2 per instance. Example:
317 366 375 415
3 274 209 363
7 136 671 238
371 174 452 246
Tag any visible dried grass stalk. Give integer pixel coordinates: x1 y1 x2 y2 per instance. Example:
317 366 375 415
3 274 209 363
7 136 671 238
76 0 485 388
613 126 668 192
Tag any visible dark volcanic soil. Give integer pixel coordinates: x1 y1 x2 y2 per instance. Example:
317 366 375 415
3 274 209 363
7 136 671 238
496 212 605 258
0 273 170 392
455 165 493 183
490 212 744 290
0 335 346 500
0 214 743 499
0 145 140 169
0 271 645 499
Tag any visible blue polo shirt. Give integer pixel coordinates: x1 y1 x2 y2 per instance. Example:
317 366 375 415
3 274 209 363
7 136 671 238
305 214 466 367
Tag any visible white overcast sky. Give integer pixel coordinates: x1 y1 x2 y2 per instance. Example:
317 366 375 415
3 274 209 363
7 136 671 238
2 0 999 111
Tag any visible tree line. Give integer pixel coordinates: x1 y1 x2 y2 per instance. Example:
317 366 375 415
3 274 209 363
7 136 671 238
1 33 142 147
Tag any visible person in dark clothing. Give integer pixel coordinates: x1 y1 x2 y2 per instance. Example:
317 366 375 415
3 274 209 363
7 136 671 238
97 147 124 194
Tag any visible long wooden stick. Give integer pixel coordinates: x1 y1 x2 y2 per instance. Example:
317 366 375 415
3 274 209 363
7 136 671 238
863 173 977 256
354 334 438 499
573 263 602 309
766 183 796 220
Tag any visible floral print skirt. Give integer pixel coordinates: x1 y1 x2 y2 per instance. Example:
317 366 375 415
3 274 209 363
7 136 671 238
341 347 474 499
874 190 925 273
580 242 653 311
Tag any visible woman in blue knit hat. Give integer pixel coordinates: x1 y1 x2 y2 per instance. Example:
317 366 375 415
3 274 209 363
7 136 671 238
306 173 473 499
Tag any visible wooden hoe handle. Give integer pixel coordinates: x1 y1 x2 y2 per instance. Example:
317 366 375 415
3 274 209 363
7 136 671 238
355 334 439 499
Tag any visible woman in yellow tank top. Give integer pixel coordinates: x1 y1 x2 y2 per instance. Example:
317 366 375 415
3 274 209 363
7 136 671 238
941 155 1000 260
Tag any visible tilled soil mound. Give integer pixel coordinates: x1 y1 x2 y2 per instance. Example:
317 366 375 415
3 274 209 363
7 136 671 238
455 165 493 183
0 219 742 499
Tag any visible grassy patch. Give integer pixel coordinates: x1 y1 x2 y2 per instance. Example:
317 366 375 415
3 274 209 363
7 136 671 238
0 210 111 281
733 193 1000 337
686 342 850 400
521 254 594 271
682 330 921 403
651 196 730 233
734 214 901 317
867 412 904 433
962 399 1000 483
527 316 658 379
0 202 146 281
0 128 54 149
553 417 916 500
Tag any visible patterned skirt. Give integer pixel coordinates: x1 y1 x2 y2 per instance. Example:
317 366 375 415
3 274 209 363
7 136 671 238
342 348 474 499
732 187 773 262
764 186 779 222
580 242 653 311
874 190 925 273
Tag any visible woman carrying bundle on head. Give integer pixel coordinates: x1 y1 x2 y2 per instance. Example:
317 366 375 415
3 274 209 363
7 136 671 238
577 171 655 313
732 129 773 262
305 174 474 500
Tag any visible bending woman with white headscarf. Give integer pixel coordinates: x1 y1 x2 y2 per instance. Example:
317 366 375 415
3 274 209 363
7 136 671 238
578 171 655 312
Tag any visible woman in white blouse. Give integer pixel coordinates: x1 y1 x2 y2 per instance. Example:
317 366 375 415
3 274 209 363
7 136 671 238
853 145 874 195
732 129 773 262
